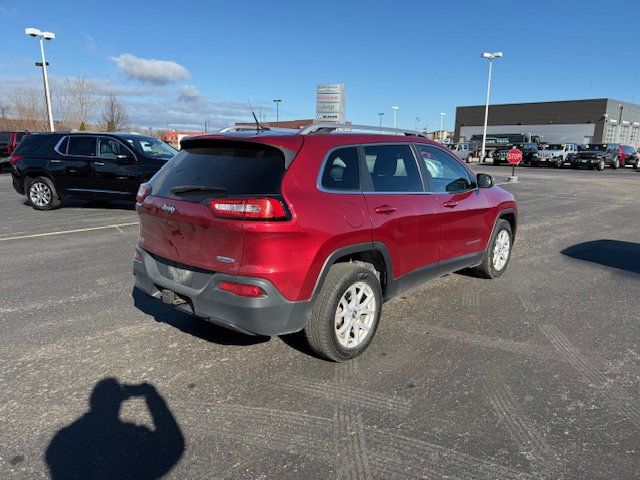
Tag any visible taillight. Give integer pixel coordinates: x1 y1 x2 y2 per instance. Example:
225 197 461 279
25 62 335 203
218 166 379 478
7 144 15 155
219 281 264 297
209 198 286 220
133 251 142 263
136 183 151 203
9 155 22 165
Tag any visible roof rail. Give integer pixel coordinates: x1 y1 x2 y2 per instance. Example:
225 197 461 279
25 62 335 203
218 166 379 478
218 125 298 133
299 122 426 137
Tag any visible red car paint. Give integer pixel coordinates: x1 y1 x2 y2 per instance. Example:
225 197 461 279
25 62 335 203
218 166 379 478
136 133 517 302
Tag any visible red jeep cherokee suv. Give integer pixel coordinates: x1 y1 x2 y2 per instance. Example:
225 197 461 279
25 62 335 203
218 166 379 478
133 124 517 361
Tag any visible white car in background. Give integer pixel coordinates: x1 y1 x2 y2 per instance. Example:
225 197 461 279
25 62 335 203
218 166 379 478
535 143 579 168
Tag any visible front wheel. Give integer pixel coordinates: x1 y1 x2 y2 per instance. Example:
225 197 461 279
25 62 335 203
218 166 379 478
28 177 61 210
597 160 605 171
474 219 513 279
304 264 382 361
554 157 563 168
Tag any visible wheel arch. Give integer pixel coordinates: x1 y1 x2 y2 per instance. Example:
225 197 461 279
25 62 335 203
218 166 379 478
310 242 394 301
496 207 517 238
21 168 57 191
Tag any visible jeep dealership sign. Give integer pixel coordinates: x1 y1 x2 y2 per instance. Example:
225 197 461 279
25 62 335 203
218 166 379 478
316 83 346 123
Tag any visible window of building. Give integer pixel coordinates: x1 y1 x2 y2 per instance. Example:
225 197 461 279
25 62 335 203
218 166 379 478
605 124 616 142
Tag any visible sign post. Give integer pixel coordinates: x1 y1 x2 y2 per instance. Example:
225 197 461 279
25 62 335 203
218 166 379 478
506 148 522 183
316 83 346 123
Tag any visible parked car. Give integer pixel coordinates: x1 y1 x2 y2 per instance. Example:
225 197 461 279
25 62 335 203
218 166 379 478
621 145 639 169
133 124 518 361
492 143 539 166
11 132 177 209
535 143 579 168
0 131 29 171
449 142 473 163
570 143 623 170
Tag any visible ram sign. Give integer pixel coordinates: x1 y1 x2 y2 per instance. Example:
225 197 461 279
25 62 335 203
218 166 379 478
316 83 346 123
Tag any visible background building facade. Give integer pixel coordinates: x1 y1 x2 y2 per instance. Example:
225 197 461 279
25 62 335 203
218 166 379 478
454 98 640 147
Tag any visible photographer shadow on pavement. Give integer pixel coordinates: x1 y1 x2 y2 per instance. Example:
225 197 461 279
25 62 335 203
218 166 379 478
561 239 640 275
132 287 269 346
45 378 185 480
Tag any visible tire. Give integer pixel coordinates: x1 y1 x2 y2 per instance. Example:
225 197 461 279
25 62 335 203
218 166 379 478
28 176 61 210
612 157 620 169
634 160 639 170
597 160 605 171
493 160 500 166
531 161 539 167
474 219 513 279
304 263 382 362
465 155 471 163
554 157 563 168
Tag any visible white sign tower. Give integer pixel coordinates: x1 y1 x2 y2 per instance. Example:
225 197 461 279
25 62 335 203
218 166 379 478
316 83 346 123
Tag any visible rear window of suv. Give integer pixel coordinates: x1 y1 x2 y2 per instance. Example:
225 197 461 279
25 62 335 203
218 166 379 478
150 142 285 201
13 134 51 156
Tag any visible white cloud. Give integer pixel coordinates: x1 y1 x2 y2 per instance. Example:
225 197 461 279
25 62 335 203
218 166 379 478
178 85 202 102
110 53 190 85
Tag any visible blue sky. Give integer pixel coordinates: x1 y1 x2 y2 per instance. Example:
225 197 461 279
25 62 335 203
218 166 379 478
1 0 639 130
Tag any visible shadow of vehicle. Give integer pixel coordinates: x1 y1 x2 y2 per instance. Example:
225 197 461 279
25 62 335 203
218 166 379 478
132 287 269 346
45 378 184 480
561 239 640 275
21 199 136 211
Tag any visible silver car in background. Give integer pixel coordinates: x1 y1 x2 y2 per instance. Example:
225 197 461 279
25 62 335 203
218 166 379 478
449 142 474 163
535 143 579 168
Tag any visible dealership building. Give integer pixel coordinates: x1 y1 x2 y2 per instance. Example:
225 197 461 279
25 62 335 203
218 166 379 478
454 98 640 148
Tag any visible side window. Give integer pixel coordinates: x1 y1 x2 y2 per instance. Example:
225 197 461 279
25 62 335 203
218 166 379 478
363 144 423 192
321 147 359 190
67 136 96 157
416 145 473 193
56 136 69 155
98 137 130 160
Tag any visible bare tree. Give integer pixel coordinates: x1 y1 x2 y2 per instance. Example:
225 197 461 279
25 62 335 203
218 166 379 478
64 76 98 129
100 94 129 131
0 101 10 120
10 87 48 131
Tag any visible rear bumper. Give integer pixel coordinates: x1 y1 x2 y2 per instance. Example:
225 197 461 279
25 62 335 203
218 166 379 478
12 173 24 194
133 247 311 336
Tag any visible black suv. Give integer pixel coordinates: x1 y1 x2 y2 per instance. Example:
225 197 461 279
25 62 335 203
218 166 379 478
11 132 177 210
492 143 539 166
570 143 622 171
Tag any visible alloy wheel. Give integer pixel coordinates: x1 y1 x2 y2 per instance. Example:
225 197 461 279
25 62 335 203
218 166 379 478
334 281 377 349
29 181 52 208
492 230 510 271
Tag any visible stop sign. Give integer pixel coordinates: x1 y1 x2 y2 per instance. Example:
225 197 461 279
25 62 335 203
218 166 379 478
507 148 523 165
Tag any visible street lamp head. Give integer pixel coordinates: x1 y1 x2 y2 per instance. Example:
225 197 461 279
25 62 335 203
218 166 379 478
392 105 399 110
273 99 281 103
25 27 41 37
493 51 503 58
42 31 55 41
481 52 492 59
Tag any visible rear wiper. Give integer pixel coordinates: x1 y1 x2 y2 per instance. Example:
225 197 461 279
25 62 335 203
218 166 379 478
170 185 228 195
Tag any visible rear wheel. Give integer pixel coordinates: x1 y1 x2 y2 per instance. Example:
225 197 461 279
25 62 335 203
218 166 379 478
28 176 61 210
612 157 620 169
474 219 513 279
597 160 605 171
304 263 382 362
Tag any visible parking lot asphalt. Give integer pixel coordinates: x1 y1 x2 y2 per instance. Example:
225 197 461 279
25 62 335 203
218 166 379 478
1 165 639 480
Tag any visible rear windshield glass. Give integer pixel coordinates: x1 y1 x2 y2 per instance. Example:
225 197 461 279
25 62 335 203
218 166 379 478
151 143 285 200
13 135 51 155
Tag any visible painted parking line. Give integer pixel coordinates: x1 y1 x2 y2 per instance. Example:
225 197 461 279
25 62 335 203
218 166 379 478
0 222 139 242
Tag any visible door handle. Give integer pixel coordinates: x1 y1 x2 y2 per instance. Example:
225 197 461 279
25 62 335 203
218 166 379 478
374 205 397 214
443 201 458 208
94 162 105 166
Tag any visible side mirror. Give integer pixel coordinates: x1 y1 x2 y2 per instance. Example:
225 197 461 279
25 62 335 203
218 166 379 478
477 173 494 188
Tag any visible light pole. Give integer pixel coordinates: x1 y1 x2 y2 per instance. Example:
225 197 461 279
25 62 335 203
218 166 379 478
273 99 282 126
415 116 420 132
439 112 446 142
391 106 399 128
480 51 503 162
378 112 384 132
25 27 55 132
